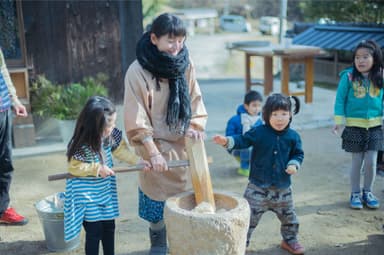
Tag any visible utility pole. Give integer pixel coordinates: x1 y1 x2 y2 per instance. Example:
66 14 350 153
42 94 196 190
279 0 287 45
223 0 230 15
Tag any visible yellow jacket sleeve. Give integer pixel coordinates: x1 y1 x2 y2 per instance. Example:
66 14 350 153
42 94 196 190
68 159 102 177
112 139 140 165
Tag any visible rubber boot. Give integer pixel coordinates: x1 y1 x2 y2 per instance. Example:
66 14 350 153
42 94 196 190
149 227 167 255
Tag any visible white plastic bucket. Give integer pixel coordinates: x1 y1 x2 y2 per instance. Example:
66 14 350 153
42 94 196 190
35 193 80 252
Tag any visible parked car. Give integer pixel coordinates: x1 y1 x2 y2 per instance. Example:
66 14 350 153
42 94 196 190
219 15 251 33
259 16 280 35
318 17 336 24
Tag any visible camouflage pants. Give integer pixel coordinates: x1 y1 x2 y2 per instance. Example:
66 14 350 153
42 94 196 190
244 182 299 246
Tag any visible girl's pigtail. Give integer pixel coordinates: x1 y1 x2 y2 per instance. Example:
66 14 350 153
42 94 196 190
289 95 300 115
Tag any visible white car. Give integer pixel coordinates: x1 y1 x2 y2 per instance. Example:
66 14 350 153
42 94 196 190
259 16 280 35
219 15 252 33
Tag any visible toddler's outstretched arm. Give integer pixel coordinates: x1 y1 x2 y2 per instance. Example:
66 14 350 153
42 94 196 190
285 165 298 175
213 135 228 147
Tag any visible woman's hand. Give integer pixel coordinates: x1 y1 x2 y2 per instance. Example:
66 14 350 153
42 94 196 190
212 135 228 146
99 165 115 178
142 137 167 171
138 159 152 172
186 128 205 140
285 165 297 175
150 153 168 172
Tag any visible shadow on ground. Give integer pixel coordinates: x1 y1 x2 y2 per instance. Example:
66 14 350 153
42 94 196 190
246 234 384 255
0 240 46 255
117 251 147 255
0 239 149 255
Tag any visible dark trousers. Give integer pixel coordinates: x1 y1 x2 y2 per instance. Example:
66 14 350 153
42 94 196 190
0 110 13 216
83 219 115 255
232 148 251 169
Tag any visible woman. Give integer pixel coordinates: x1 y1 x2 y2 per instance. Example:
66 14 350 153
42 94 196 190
123 13 207 254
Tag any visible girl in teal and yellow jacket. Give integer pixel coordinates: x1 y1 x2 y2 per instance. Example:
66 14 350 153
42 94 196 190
333 39 384 210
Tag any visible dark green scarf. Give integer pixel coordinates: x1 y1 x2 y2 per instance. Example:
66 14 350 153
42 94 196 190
136 32 191 134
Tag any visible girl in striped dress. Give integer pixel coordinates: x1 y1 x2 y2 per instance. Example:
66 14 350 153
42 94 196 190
64 96 150 255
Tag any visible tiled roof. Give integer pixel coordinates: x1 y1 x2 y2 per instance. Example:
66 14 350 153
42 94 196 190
292 24 384 51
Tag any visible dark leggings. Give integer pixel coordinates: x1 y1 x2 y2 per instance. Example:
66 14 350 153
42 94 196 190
0 110 13 215
83 219 115 255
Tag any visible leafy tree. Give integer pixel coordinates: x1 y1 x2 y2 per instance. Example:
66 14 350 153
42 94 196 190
298 0 384 23
142 0 170 26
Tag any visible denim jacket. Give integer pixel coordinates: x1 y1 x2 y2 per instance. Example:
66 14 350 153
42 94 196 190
228 124 304 189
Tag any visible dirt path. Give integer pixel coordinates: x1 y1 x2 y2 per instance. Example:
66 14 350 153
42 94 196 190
1 127 383 255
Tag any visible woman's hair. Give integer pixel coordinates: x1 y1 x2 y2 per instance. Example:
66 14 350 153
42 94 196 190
150 13 186 38
262 93 300 127
67 96 116 162
352 39 383 89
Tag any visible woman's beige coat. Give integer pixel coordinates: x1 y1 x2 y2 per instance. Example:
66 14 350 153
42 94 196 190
124 59 207 201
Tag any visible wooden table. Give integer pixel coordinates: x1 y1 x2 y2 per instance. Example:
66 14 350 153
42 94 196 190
239 45 322 103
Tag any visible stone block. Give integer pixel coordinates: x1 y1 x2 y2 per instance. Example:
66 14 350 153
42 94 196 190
12 123 36 148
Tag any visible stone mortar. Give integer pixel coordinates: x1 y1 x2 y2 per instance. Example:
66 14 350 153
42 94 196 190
164 190 250 255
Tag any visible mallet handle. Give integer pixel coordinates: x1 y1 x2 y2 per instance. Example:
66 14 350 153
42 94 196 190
48 160 190 181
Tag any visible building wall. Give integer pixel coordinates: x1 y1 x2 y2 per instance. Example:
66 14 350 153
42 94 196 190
22 0 143 102
314 59 350 85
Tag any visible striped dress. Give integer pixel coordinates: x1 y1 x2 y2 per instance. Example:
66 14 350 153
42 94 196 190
0 49 12 112
64 129 122 242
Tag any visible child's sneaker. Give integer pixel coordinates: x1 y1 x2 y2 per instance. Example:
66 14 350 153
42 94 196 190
0 207 28 225
237 167 249 177
350 192 363 209
281 240 305 254
362 190 380 209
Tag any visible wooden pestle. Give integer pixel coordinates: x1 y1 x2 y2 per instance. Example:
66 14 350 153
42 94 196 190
185 137 216 211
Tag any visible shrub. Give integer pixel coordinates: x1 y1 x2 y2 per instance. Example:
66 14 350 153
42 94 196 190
31 73 108 120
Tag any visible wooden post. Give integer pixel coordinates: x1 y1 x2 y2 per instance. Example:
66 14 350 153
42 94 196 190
245 53 251 92
305 57 314 103
264 56 273 95
185 137 216 210
281 57 290 96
